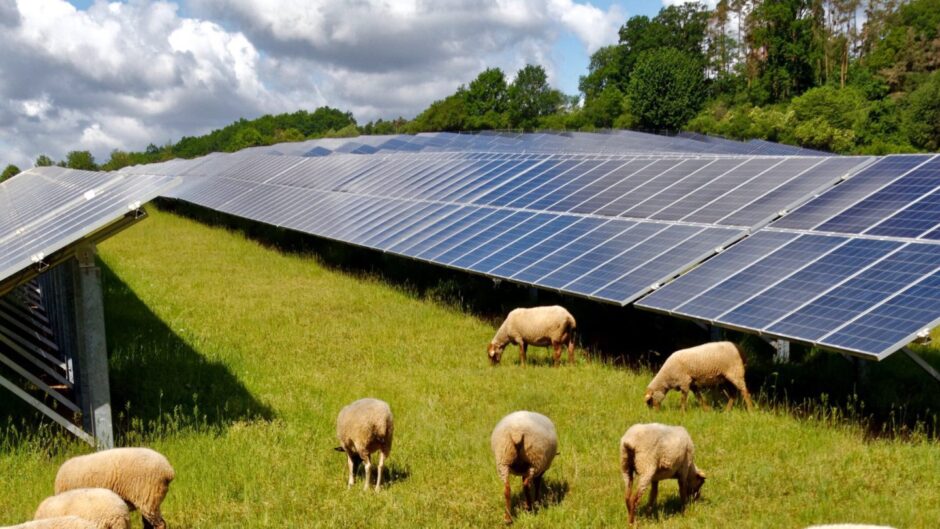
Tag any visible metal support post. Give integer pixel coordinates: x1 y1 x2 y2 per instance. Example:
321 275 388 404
772 339 790 364
71 245 114 449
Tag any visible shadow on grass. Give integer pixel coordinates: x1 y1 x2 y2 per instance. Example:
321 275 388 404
101 261 275 444
643 495 693 523
509 477 569 517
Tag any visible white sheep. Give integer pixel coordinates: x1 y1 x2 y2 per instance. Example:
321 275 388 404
34 489 130 529
490 411 558 524
334 398 394 490
644 341 753 411
2 517 99 529
620 423 706 525
488 306 577 367
54 448 175 529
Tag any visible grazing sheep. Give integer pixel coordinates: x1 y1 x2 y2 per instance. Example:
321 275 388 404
644 341 753 411
334 398 394 491
35 488 130 529
54 448 174 529
620 423 706 525
488 306 576 367
2 517 99 529
491 411 558 524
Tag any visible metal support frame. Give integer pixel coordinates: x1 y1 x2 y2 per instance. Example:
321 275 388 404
70 244 114 449
772 339 791 364
903 347 940 385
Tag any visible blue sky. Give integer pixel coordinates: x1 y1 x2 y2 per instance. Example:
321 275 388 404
0 0 674 166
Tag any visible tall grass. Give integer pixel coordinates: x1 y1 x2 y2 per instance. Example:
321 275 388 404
1 207 938 528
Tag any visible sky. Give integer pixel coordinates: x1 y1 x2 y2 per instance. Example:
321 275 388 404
0 0 686 168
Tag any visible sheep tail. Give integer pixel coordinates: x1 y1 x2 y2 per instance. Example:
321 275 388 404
622 442 636 479
734 342 747 367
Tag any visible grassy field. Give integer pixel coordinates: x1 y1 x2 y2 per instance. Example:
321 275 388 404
2 207 940 528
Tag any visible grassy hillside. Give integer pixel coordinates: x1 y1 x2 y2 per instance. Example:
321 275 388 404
1 208 938 528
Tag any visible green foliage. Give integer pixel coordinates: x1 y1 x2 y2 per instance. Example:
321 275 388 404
790 86 867 130
903 70 940 151
34 154 54 167
581 85 625 128
65 150 97 170
627 48 704 130
1 164 20 182
465 68 508 119
407 93 468 132
507 64 564 130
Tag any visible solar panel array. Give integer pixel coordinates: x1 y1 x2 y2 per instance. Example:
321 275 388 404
0 167 178 286
128 140 871 307
638 154 940 359
239 130 831 158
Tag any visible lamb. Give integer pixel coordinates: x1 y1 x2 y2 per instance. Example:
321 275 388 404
1 517 99 529
54 447 175 529
490 411 558 524
488 306 576 367
35 488 130 529
644 341 753 411
620 423 706 525
334 398 394 491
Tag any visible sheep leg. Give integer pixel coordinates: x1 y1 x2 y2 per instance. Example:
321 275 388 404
375 450 386 490
630 476 652 524
646 481 658 510
736 380 755 411
519 342 527 367
503 478 513 524
567 338 575 364
724 390 737 412
534 475 543 505
362 453 372 491
679 389 689 411
694 390 711 411
552 342 562 367
346 453 356 488
522 475 534 511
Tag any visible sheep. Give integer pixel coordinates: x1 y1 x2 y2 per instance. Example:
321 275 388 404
54 448 174 529
644 341 753 411
1 517 99 529
620 423 706 525
34 488 130 529
334 398 394 491
488 306 576 367
490 411 558 524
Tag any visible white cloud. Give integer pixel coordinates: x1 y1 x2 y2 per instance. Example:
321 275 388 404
0 0 626 168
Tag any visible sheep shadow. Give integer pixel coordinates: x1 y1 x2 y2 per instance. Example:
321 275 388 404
508 477 569 517
101 262 275 443
343 460 410 490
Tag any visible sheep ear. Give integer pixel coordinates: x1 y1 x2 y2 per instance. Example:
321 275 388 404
333 446 345 452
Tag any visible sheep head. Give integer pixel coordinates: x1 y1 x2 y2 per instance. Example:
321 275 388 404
488 342 504 365
643 388 665 409
688 468 706 500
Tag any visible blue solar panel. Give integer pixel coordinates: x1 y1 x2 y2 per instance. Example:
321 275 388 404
637 230 800 313
819 272 940 357
767 243 940 342
511 220 628 283
488 217 605 278
441 211 538 267
473 215 579 273
668 234 844 321
817 157 940 234
774 155 930 230
719 238 902 330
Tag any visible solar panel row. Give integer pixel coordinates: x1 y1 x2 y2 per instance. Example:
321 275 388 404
0 167 178 286
638 154 940 360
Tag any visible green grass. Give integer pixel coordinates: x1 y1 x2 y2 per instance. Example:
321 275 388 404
2 207 940 528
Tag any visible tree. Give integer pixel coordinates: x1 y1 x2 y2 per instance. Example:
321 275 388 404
465 68 508 117
903 70 940 151
581 84 625 128
65 151 97 170
408 93 468 132
507 64 564 130
1 164 20 183
34 154 54 167
745 0 819 103
627 48 705 130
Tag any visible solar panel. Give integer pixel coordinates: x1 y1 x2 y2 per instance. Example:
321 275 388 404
638 155 940 359
0 168 178 288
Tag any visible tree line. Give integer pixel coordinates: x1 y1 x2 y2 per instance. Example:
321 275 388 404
2 0 938 180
